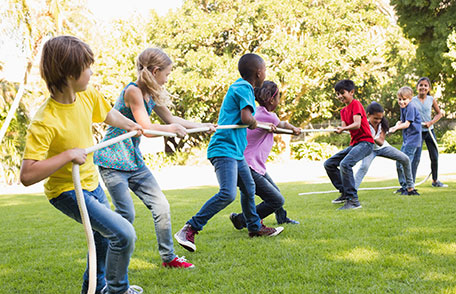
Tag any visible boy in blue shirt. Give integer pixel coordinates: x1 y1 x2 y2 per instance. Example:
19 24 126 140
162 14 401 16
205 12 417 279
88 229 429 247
389 86 422 195
174 54 284 252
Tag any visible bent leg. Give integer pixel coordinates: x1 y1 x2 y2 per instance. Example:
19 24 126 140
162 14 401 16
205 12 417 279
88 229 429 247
188 157 238 231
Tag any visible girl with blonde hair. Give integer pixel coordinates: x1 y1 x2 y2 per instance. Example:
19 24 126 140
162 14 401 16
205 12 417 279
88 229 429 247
94 47 215 269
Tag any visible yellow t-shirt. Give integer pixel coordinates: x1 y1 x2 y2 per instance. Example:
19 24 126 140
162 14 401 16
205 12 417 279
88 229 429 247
23 86 111 199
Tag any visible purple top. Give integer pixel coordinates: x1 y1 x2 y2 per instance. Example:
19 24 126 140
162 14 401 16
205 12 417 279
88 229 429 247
244 106 280 175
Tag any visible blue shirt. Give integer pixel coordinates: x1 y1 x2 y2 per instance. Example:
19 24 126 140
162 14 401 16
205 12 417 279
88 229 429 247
207 78 256 160
94 82 156 171
400 102 422 148
411 95 433 132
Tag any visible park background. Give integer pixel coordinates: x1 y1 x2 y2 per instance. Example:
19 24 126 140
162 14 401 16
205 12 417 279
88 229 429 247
2 1 456 293
2 0 456 186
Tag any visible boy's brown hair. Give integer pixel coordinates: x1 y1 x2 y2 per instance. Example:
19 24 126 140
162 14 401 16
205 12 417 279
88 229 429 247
40 36 94 96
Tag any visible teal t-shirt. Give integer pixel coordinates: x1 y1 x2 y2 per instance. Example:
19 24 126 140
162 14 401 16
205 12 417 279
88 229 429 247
207 78 256 160
94 82 156 171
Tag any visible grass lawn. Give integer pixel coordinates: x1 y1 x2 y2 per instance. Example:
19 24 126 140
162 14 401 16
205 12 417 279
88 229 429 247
1 179 456 293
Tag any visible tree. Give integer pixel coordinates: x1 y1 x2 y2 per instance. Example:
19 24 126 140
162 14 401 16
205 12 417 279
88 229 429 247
391 0 456 113
148 0 415 129
0 0 96 183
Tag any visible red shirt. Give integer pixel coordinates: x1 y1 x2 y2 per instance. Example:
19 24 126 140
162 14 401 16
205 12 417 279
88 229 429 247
340 99 374 146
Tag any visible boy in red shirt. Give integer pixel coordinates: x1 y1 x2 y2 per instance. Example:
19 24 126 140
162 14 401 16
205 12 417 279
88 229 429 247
323 79 374 210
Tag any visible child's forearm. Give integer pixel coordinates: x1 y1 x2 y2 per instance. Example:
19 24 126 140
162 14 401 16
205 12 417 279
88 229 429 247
389 121 410 133
241 108 257 128
395 121 410 131
20 149 84 186
105 109 140 132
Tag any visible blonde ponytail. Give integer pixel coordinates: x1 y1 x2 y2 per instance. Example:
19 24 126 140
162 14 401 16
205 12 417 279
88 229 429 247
136 48 175 106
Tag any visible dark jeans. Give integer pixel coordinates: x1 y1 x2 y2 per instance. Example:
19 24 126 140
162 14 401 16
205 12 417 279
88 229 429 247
415 130 439 181
187 157 262 232
323 141 373 200
234 169 289 227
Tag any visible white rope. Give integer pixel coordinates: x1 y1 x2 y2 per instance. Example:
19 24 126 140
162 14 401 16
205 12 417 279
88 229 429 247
73 129 178 294
298 172 432 196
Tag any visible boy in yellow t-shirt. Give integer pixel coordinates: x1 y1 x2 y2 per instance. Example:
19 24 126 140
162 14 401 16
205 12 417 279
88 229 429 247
20 36 143 294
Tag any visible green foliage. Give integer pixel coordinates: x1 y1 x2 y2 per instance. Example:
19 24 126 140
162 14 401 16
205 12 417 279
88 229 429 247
148 0 415 126
290 141 339 161
391 0 456 115
311 132 351 147
0 80 30 184
143 143 209 169
1 0 418 181
441 130 456 153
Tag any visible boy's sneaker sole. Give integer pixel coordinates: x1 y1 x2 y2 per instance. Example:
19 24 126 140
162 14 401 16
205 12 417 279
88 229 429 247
270 226 284 236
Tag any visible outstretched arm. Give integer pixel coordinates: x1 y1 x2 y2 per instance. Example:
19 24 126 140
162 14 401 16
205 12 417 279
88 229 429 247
277 121 301 135
389 120 411 133
153 104 216 134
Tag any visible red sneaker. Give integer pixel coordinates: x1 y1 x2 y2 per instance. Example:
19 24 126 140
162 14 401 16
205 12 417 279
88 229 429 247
162 256 195 269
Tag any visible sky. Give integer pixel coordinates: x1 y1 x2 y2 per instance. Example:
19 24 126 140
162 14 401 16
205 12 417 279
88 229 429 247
87 0 183 19
0 0 183 82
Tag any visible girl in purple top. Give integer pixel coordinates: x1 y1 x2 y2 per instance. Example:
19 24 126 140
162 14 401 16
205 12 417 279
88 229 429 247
229 81 301 229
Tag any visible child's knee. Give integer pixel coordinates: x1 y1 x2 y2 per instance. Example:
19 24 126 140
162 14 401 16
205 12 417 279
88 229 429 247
219 190 237 203
340 160 353 171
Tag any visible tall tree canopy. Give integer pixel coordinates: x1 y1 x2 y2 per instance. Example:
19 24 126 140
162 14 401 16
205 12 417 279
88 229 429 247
1 0 416 182
391 0 456 113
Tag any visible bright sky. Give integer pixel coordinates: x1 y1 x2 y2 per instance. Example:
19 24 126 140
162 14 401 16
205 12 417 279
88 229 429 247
87 0 183 19
0 0 183 82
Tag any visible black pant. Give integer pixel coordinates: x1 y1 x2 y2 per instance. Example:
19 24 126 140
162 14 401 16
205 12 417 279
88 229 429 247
420 130 439 181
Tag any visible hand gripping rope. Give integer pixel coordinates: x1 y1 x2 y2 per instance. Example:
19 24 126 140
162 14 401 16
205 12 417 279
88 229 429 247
71 124 342 293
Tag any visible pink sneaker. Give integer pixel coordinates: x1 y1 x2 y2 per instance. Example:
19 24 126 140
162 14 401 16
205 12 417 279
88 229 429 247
162 256 195 269
174 224 198 252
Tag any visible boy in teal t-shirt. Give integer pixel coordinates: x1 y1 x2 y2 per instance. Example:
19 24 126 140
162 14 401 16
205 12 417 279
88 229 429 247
175 54 284 252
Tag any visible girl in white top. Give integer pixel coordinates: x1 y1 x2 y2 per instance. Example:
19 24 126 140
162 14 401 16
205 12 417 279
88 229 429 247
354 102 418 195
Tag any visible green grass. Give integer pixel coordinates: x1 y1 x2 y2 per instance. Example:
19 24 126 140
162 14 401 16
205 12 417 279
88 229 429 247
1 179 456 293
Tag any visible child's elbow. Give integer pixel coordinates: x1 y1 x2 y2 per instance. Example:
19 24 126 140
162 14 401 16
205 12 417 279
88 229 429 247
20 171 33 187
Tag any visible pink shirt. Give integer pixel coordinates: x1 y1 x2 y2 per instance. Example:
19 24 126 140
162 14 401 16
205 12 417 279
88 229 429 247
244 106 280 175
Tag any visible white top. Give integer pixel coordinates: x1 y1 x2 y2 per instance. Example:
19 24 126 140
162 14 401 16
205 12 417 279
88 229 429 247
371 124 390 151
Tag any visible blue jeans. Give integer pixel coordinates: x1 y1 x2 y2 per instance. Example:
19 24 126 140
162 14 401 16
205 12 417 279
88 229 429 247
99 165 175 263
324 141 373 200
415 130 439 181
397 144 421 188
354 146 414 190
235 169 287 227
50 185 136 294
187 157 262 232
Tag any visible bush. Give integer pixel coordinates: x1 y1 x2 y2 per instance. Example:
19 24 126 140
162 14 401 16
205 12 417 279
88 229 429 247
290 142 339 161
311 133 351 147
143 144 209 170
441 130 456 153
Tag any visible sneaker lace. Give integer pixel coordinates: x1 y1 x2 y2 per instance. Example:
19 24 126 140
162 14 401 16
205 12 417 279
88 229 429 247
176 256 188 263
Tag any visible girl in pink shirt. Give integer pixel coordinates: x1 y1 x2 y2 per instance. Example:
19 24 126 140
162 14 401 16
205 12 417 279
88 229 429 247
229 81 301 229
